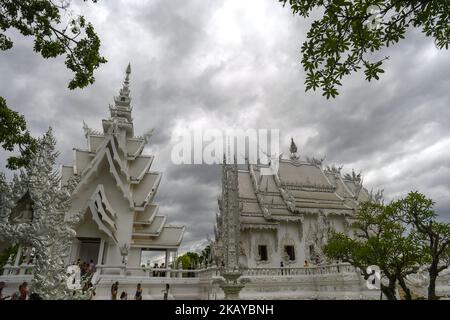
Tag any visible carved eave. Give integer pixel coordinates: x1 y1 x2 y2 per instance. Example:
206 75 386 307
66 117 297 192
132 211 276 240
296 208 352 216
134 203 159 224
241 223 278 231
127 138 146 159
132 172 162 209
271 215 305 222
132 215 166 237
77 133 154 186
72 142 134 209
129 155 154 183
79 185 119 244
108 134 129 177
130 225 185 249
240 215 278 230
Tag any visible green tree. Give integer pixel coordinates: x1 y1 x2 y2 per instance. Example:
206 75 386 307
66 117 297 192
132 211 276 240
1 0 106 169
176 252 200 270
280 0 449 98
199 244 212 266
0 97 36 169
324 201 424 300
389 191 450 300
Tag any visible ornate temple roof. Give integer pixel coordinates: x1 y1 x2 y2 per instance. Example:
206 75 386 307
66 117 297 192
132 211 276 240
62 64 184 249
216 141 370 231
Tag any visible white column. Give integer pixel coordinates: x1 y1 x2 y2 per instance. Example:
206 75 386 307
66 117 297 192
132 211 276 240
165 249 169 277
68 238 80 264
97 239 105 265
14 245 23 266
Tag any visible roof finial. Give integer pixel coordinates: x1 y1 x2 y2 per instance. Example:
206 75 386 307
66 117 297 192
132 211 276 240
124 62 131 85
114 63 132 107
290 137 299 160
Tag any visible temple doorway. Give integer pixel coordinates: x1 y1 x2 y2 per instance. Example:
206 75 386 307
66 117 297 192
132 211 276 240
77 237 101 264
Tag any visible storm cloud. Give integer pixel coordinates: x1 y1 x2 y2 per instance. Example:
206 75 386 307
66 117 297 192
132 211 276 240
1 0 449 251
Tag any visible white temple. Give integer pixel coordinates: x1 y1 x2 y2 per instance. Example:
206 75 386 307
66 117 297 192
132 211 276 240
62 64 184 274
214 138 370 270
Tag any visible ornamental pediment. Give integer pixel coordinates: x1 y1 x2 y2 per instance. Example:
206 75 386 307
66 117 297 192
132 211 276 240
9 190 34 224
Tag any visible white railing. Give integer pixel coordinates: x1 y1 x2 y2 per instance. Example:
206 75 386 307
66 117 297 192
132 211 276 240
2 263 356 279
94 265 220 278
2 264 35 276
242 263 358 277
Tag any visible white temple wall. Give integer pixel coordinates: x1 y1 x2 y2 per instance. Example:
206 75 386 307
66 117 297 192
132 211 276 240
241 213 355 268
239 230 251 268
243 221 309 268
331 215 347 234
245 228 278 268
276 221 305 267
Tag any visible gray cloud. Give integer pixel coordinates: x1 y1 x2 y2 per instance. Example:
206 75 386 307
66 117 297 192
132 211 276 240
1 0 449 251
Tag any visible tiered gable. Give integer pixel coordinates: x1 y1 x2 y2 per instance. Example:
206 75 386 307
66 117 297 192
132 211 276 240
63 64 184 249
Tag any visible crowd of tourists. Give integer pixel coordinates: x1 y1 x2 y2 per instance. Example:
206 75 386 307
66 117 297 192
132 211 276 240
0 281 42 300
111 282 170 300
76 258 96 277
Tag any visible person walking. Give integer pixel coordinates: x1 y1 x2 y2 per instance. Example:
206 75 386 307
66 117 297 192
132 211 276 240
89 259 95 273
111 281 119 300
0 281 9 300
163 284 170 300
18 282 29 300
134 283 143 300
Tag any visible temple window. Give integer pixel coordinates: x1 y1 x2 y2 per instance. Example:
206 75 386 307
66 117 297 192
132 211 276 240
285 245 295 261
258 245 268 261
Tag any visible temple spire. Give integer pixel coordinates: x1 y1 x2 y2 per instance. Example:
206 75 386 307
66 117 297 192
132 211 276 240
114 63 132 108
123 63 131 91
104 63 134 137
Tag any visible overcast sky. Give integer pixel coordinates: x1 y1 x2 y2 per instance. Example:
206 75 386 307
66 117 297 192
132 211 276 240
1 0 449 253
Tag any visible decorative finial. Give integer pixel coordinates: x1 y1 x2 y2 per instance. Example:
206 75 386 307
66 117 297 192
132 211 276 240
123 63 131 89
114 63 132 107
82 121 91 139
290 137 299 160
290 137 297 153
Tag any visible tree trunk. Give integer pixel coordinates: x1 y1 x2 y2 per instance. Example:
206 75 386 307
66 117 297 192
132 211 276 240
381 280 397 300
398 277 412 300
428 272 438 300
428 261 439 300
